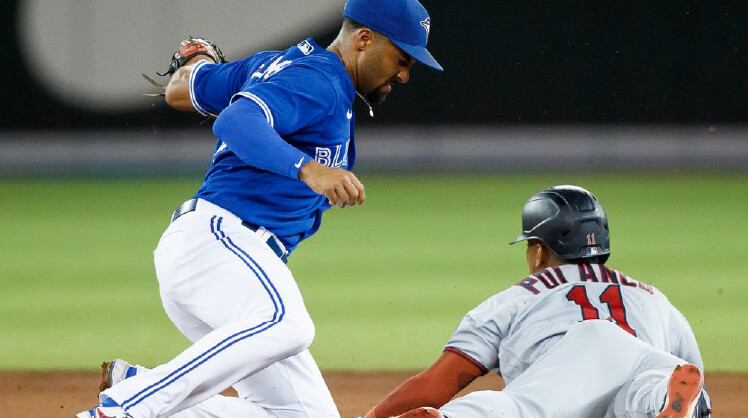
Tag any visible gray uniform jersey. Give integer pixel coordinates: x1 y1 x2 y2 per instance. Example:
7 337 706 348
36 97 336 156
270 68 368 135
445 263 703 384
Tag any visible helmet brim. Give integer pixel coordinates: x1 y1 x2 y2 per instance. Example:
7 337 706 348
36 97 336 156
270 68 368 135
509 233 534 245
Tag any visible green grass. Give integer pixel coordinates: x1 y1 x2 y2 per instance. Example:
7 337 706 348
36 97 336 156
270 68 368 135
0 174 746 371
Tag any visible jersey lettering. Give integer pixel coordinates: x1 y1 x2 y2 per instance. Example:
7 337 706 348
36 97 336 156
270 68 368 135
637 282 655 295
578 263 599 282
600 285 637 336
315 147 331 166
315 139 350 168
340 139 350 166
552 267 568 283
566 284 637 336
566 285 600 320
213 142 228 160
331 143 341 167
252 55 293 81
534 271 560 289
620 273 638 288
516 277 541 295
517 268 567 293
600 265 619 284
514 265 654 299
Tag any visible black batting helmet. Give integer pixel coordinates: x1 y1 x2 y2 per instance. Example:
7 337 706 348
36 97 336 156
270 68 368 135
510 185 610 263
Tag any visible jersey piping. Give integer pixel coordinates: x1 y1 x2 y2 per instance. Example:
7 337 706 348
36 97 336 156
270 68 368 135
232 92 275 127
189 60 217 117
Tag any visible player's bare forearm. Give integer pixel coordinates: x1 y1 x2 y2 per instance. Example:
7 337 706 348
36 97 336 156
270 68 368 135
366 373 453 417
365 352 482 417
164 56 215 111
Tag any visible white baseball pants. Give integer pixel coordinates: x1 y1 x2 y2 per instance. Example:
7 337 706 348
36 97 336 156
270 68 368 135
439 320 685 418
102 199 340 418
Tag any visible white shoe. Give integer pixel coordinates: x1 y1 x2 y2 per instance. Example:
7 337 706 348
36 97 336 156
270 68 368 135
100 359 148 391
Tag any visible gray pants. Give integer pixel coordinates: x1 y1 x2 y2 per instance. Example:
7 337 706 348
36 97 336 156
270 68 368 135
440 320 683 418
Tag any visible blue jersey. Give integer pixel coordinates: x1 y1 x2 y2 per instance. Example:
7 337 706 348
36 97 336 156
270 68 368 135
190 39 356 253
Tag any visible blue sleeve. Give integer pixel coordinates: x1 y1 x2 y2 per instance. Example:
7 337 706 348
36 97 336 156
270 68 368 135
212 98 312 179
190 58 254 116
233 65 337 136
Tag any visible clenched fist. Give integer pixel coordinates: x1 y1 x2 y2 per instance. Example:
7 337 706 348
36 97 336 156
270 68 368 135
299 160 365 208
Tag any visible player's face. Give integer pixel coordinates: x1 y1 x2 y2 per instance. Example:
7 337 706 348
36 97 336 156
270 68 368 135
357 36 415 104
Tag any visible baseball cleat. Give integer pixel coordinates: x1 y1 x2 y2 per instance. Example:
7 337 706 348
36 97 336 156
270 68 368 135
100 359 145 391
656 364 704 418
75 395 132 418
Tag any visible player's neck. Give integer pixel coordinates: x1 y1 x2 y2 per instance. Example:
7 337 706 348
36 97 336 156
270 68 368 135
327 42 358 88
530 258 569 274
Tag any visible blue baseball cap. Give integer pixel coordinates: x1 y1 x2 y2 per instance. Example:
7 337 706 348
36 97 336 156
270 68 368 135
343 0 443 71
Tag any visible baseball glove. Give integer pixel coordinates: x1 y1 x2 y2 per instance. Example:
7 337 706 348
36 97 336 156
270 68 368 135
157 36 226 76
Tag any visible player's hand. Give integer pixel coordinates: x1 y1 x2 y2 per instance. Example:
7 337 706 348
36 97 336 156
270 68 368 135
299 160 365 208
159 36 225 76
161 37 222 111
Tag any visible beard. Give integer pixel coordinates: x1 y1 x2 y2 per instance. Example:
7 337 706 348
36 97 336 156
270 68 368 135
364 88 386 105
364 84 391 105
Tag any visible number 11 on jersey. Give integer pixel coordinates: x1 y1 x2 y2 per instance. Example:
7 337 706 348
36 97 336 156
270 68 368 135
566 285 637 336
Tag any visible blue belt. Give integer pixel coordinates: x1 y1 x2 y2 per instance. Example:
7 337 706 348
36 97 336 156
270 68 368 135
171 199 288 263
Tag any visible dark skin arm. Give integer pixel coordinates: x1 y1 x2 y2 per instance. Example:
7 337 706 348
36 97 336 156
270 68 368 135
364 351 485 418
164 55 215 111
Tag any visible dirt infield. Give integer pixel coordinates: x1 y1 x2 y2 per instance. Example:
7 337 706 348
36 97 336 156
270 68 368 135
1 371 742 417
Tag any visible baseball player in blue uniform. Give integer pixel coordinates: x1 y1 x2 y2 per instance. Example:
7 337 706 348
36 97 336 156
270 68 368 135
77 1 441 417
363 186 711 418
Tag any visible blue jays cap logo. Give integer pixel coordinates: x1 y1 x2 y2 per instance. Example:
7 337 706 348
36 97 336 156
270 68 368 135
420 17 431 37
343 0 443 71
